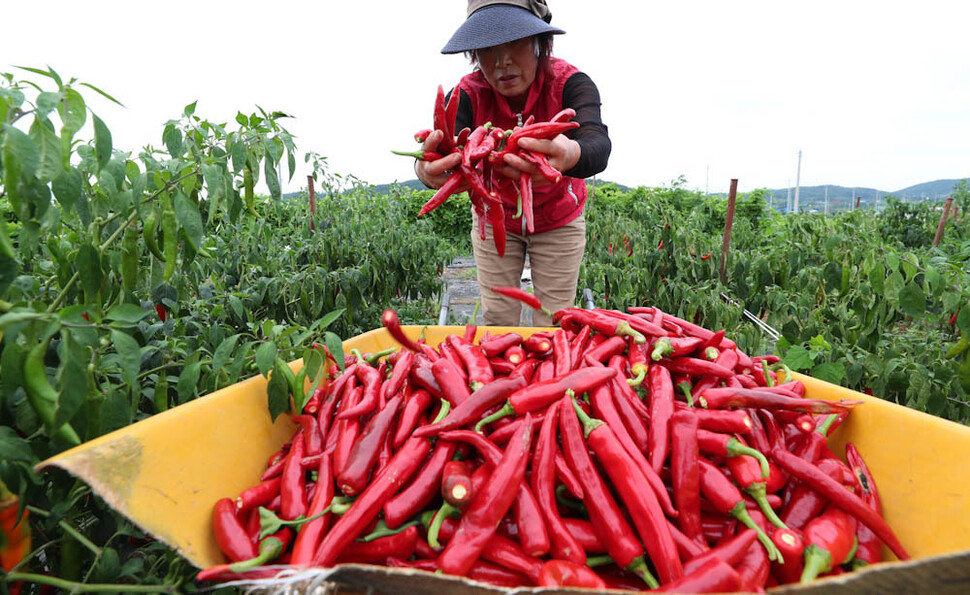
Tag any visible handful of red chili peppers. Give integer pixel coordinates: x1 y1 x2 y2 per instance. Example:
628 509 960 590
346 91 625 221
198 302 907 591
392 84 579 257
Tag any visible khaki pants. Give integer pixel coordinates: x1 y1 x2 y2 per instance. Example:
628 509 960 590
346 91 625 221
471 212 586 327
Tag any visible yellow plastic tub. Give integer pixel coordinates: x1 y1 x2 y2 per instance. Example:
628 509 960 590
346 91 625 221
37 326 970 592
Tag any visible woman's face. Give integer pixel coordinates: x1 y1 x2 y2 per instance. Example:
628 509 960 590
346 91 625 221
476 36 538 108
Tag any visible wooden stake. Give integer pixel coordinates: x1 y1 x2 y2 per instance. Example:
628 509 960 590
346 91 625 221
933 197 953 247
720 179 738 284
307 175 316 233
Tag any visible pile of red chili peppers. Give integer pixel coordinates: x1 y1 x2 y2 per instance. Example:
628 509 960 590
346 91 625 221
392 85 579 257
197 303 908 592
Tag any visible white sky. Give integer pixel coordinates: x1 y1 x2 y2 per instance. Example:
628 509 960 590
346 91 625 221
4 1 968 195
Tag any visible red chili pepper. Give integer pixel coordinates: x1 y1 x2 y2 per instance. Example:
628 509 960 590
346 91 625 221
383 439 456 530
800 506 858 583
531 401 586 565
331 386 362 477
520 149 564 184
522 333 553 355
393 389 433 448
682 528 758 575
436 415 534 577
441 459 474 509
337 394 404 496
570 398 683 584
433 516 543 583
279 432 307 520
557 396 658 587
725 444 788 530
448 335 493 390
537 560 607 589
581 335 627 365
479 332 525 358
235 477 282 513
845 442 882 566
291 414 322 457
650 336 705 361
436 429 551 557
313 434 432 566
212 497 258 562
506 119 579 153
699 387 862 414
381 308 424 352
697 457 782 562
735 534 772 591
336 525 420 564
555 308 648 344
430 357 472 407
670 410 703 545
336 363 383 420
489 286 549 316
474 366 617 431
155 303 167 322
770 527 805 585
388 557 530 588
607 354 651 419
770 447 909 561
289 452 334 565
197 528 292 582
414 376 526 438
433 85 455 153
654 557 742 593
677 405 753 434
648 363 675 473
780 458 850 530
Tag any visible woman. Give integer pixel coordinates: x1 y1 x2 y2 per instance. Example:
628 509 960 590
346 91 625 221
415 0 611 327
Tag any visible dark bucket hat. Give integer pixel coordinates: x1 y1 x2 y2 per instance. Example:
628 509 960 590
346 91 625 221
441 0 566 54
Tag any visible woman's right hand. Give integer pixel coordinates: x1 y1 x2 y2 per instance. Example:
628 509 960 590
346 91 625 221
415 129 463 188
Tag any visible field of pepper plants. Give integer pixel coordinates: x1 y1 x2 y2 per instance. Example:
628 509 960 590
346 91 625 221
1 66 969 590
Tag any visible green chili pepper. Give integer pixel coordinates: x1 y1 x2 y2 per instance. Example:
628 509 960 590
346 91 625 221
143 206 166 262
161 195 177 282
23 339 81 446
121 222 139 292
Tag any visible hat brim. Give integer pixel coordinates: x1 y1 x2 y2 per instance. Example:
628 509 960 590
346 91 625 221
441 5 565 55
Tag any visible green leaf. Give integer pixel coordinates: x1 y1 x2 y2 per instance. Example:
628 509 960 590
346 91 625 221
256 341 277 377
105 304 150 325
29 117 63 183
184 101 198 117
101 388 132 433
59 87 87 136
176 360 202 404
163 123 183 158
958 306 970 334
93 113 112 169
2 124 39 180
264 155 281 200
899 281 926 318
174 191 203 252
0 310 44 331
202 163 224 209
325 331 345 372
55 333 87 428
51 166 82 211
782 345 814 371
266 361 290 421
210 334 241 390
230 139 247 173
0 426 35 462
317 308 345 332
110 329 142 389
0 342 26 403
76 243 103 299
810 362 845 385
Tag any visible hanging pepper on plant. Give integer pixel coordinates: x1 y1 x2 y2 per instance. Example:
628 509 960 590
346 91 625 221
1 479 31 575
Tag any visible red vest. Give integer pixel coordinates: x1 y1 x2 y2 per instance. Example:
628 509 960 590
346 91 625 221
458 58 587 234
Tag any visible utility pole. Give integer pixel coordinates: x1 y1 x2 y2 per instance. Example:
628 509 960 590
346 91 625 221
793 150 802 213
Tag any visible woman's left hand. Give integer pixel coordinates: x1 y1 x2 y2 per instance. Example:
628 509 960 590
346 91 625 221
498 134 581 186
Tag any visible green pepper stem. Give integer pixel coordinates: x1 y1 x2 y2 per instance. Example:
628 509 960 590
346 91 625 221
585 555 614 568
816 413 838 437
616 321 647 344
677 381 694 407
800 544 833 584
743 482 788 530
570 392 603 439
731 502 782 563
626 556 660 589
555 484 586 513
427 501 460 549
627 365 647 387
650 337 672 361
762 360 775 387
229 535 285 572
432 399 452 425
726 439 771 478
474 401 513 432
358 518 421 542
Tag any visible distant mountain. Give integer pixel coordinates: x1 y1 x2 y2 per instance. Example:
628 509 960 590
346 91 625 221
287 177 967 213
